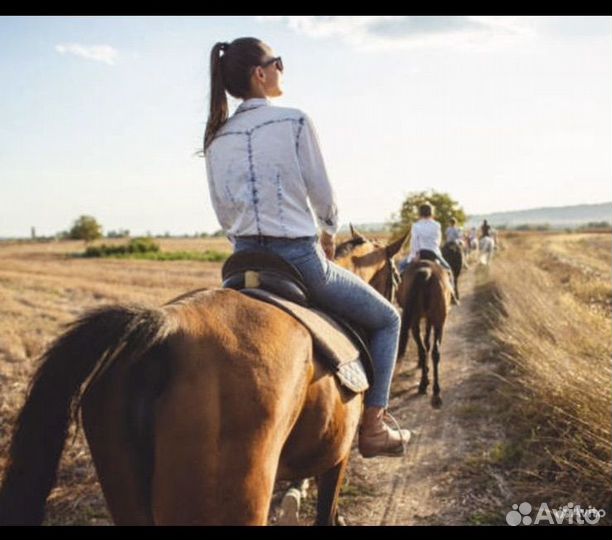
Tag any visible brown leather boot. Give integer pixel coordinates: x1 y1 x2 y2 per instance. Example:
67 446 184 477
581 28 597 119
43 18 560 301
358 407 411 458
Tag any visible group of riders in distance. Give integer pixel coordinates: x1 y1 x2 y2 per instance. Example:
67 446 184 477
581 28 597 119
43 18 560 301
398 208 498 303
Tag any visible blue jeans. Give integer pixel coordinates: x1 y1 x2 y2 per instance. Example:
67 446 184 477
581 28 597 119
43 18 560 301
233 235 401 408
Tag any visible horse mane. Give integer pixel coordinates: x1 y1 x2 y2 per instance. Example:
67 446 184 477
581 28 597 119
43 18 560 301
335 235 387 259
334 237 368 259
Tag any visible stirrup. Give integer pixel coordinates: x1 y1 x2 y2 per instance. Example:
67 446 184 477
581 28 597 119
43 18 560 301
383 410 410 455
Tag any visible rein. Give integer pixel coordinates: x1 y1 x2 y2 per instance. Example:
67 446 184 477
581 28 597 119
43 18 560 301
334 238 400 303
384 252 401 303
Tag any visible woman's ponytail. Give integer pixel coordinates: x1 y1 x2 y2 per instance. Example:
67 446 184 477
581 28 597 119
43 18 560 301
202 37 268 154
203 42 230 152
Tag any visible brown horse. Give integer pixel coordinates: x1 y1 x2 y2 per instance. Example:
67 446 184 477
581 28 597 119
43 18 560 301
0 228 406 526
396 258 453 408
441 241 463 301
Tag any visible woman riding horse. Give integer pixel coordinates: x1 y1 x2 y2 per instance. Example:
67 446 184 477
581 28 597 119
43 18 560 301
203 37 410 458
0 37 414 527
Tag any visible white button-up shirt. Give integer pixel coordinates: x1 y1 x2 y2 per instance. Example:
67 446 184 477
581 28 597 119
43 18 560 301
409 218 443 259
204 97 339 240
445 226 462 243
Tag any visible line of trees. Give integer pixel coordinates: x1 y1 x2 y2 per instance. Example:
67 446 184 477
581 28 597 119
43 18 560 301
51 215 227 242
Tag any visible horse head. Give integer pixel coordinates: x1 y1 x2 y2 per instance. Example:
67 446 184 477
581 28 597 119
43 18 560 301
334 224 408 303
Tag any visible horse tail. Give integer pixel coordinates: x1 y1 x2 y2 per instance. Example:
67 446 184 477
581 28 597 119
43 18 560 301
398 267 431 359
442 242 462 279
0 303 175 525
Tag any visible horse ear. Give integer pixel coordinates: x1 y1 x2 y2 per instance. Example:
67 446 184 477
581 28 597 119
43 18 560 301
385 231 409 257
349 223 366 240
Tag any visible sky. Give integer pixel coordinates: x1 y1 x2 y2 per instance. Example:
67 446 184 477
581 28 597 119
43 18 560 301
0 15 610 238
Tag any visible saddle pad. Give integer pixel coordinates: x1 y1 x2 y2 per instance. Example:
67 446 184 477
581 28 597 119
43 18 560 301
240 288 369 393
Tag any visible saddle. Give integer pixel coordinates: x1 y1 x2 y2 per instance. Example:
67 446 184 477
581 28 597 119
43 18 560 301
418 249 439 263
222 251 309 306
221 251 374 393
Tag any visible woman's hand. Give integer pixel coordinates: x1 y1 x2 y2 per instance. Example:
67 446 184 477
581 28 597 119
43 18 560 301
320 231 336 260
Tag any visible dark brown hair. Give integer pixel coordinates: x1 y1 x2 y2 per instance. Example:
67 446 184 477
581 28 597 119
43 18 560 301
418 203 433 218
203 37 269 152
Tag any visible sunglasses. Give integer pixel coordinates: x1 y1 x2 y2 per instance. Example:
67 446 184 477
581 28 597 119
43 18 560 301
258 56 283 73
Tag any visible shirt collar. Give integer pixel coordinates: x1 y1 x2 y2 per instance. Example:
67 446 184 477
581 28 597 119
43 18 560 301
233 97 272 116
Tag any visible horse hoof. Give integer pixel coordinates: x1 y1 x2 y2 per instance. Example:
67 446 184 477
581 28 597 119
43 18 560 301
431 396 443 408
278 488 300 526
417 386 428 395
337 515 347 526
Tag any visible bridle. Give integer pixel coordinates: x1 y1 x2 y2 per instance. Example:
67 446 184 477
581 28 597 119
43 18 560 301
334 237 401 303
383 247 401 303
368 241 401 303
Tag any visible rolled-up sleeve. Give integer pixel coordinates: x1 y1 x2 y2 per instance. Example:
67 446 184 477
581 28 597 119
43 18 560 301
296 113 339 235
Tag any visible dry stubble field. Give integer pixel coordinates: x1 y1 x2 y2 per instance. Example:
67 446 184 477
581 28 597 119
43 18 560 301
0 231 610 524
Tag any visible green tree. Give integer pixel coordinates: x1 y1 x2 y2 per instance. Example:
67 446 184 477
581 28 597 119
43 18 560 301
390 190 466 240
69 215 103 243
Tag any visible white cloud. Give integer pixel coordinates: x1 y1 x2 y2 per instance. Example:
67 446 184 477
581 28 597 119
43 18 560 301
55 43 119 65
256 16 534 50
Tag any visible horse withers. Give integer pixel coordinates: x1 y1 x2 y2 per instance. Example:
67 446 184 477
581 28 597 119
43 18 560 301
0 228 406 526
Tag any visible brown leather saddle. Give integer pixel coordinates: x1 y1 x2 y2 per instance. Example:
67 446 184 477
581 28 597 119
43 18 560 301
221 251 375 393
222 251 310 306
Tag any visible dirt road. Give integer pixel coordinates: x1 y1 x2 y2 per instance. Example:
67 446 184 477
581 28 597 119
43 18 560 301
334 264 507 526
